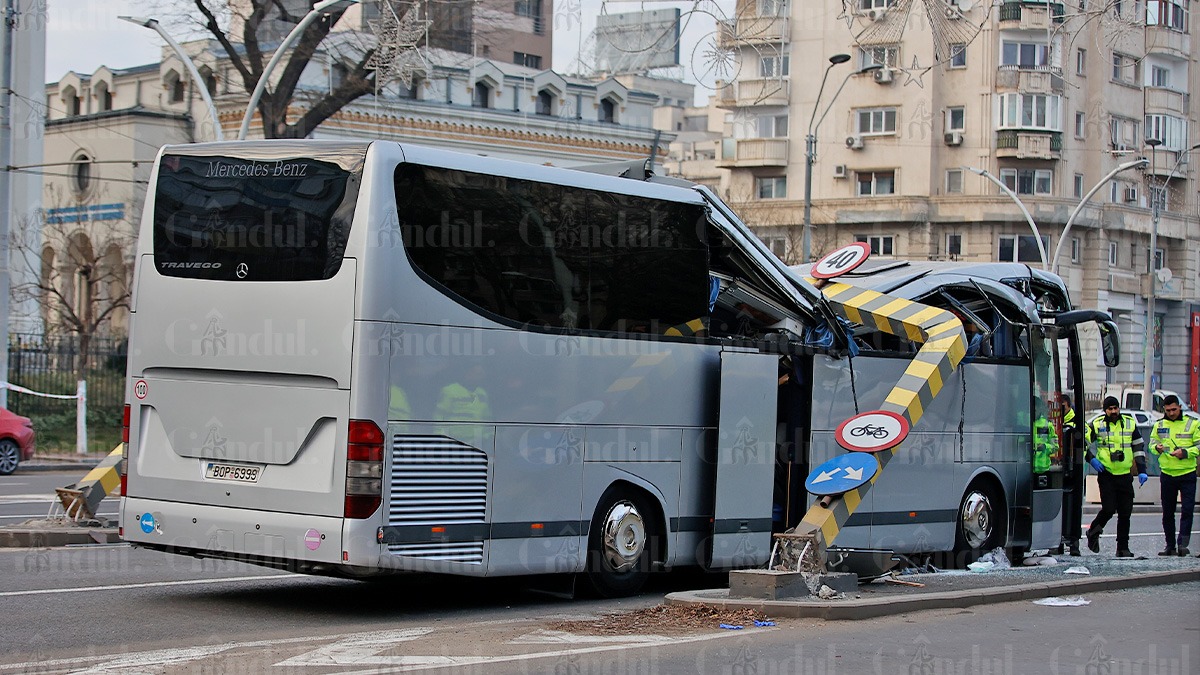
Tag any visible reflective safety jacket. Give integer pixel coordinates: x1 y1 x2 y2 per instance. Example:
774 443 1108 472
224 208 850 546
1033 415 1057 473
1086 414 1146 475
1149 416 1199 477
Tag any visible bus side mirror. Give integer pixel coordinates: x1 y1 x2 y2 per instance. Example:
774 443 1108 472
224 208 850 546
1098 320 1120 368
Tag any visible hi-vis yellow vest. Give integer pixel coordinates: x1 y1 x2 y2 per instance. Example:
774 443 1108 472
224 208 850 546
1149 417 1199 477
1086 414 1137 475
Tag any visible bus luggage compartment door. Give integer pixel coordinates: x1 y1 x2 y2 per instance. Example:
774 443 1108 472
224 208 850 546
708 349 778 569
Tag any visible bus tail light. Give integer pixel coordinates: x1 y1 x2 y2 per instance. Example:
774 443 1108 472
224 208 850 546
120 405 130 496
345 419 384 519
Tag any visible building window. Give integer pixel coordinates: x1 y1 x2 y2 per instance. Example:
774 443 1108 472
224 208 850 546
758 114 788 138
1111 53 1139 84
998 235 1049 263
859 0 894 9
513 52 542 69
997 93 1062 131
756 176 787 199
760 55 790 77
170 77 185 103
473 82 491 108
1108 241 1119 265
514 0 544 33
1076 48 1086 75
856 170 895 196
599 97 617 123
857 107 898 135
859 45 899 69
1145 114 1187 150
1071 237 1081 262
946 233 963 257
1153 247 1166 270
71 153 92 195
1074 111 1086 138
946 169 963 193
948 43 967 68
1146 0 1188 30
999 168 1052 195
855 234 895 256
946 106 965 132
1109 117 1139 150
1073 173 1084 198
759 0 788 16
763 236 787 258
536 90 553 115
1150 66 1170 88
1001 41 1050 68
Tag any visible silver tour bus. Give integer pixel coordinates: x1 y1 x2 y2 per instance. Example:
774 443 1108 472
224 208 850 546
120 141 1117 594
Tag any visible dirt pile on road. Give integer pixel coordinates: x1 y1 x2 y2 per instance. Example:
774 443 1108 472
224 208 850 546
549 604 775 635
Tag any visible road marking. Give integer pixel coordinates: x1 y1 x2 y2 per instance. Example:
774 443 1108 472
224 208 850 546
0 634 323 673
273 628 437 666
0 574 299 597
0 512 117 520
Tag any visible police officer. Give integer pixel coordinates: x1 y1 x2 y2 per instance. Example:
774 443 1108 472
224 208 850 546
1084 396 1147 557
1149 394 1198 557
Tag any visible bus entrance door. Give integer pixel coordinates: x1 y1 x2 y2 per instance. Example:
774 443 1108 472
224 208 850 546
1027 325 1065 550
708 349 779 569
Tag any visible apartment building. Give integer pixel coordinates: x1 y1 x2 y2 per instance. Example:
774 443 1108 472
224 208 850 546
713 0 1199 399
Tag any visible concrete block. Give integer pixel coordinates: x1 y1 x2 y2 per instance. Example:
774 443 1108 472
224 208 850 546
729 569 811 600
812 572 858 595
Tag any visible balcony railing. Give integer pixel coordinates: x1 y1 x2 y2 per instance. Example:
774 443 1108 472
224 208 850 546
1145 87 1189 115
1145 25 1191 58
718 78 790 107
995 66 1065 92
998 1 1065 25
716 138 789 168
718 14 789 47
995 129 1062 158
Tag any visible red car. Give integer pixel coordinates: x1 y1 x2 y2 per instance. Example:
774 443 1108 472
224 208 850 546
0 408 35 475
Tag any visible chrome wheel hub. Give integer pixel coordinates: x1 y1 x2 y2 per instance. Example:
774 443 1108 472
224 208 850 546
600 500 645 572
960 491 993 549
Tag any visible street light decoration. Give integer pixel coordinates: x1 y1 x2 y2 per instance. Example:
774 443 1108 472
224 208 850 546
841 0 992 87
366 0 432 89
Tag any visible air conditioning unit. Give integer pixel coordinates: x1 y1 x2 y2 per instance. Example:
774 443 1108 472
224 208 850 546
867 8 888 20
1123 187 1139 202
945 6 962 18
846 135 865 150
873 68 894 84
944 131 963 146
833 164 848 178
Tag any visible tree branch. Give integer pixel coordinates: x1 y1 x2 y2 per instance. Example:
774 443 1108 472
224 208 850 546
282 50 377 138
193 0 253 87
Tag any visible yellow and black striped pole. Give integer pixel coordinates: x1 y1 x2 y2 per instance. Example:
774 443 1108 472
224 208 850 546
795 279 967 557
55 445 124 521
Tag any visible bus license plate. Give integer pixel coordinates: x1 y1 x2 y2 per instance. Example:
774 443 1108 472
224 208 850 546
205 463 261 483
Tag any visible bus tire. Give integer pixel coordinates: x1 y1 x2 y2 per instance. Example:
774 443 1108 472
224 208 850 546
585 487 656 597
952 481 1004 567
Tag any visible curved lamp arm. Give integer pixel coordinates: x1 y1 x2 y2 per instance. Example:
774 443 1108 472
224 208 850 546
120 16 224 141
964 166 1048 269
1051 158 1146 274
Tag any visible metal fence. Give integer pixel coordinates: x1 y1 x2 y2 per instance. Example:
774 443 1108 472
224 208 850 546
7 333 127 453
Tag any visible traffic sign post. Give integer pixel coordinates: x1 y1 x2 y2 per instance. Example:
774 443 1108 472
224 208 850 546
804 452 880 496
811 242 871 280
834 410 910 453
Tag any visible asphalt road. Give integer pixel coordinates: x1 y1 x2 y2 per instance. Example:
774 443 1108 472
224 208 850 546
0 470 119 523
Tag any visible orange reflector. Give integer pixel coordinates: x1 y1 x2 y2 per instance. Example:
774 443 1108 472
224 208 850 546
431 526 446 533
342 551 349 562
118 526 123 537
909 512 917 518
531 523 544 530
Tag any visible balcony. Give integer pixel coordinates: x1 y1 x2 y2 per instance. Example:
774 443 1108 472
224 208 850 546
995 130 1061 159
716 138 789 168
1144 87 1189 116
717 78 791 108
995 66 1064 93
718 14 789 48
1143 146 1193 178
998 1 1065 27
1145 25 1190 59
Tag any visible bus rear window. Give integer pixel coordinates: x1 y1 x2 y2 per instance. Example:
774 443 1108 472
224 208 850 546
152 153 361 280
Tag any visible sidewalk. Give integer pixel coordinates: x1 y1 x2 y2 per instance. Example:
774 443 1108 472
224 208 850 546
16 453 105 472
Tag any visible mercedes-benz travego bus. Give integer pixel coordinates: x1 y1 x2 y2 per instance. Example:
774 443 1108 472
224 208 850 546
119 141 1119 595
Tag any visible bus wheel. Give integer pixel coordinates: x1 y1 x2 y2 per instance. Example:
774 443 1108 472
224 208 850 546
953 484 1003 566
586 489 654 597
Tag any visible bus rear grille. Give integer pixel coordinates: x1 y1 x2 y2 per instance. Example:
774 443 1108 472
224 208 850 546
389 435 488 525
386 542 485 564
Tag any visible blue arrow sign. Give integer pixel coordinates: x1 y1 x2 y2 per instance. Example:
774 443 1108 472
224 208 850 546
804 452 880 496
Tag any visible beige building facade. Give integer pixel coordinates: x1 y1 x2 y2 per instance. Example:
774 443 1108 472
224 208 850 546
711 0 1199 401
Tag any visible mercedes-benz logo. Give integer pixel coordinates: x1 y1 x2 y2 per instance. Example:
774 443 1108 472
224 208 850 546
235 263 249 279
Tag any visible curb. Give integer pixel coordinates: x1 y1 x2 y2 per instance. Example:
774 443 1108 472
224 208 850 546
664 568 1200 620
16 463 100 473
0 527 121 548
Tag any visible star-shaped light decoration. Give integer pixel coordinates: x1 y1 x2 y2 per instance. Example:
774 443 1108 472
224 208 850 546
366 0 432 88
902 55 929 88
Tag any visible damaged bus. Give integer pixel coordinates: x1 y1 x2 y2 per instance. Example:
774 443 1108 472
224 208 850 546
120 141 1119 595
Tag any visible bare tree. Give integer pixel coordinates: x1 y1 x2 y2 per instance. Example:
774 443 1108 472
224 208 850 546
10 186 135 376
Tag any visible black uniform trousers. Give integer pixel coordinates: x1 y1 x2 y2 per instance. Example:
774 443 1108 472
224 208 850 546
1090 471 1135 550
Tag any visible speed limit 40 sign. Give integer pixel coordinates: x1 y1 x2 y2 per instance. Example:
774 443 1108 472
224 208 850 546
812 241 871 280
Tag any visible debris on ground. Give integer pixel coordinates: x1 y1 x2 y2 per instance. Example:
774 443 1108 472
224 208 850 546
548 604 774 635
1033 596 1090 607
882 575 925 587
1063 566 1091 575
816 585 842 600
1022 555 1059 566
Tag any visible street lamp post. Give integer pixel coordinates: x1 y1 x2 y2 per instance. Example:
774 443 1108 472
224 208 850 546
1140 139 1200 410
237 0 360 140
801 55 881 263
1050 158 1147 275
119 16 224 141
963 166 1049 269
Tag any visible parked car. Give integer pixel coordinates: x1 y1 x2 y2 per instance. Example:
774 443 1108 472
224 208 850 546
0 408 36 475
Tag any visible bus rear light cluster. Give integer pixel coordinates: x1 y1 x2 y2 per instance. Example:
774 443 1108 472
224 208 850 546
344 419 384 519
120 404 131 496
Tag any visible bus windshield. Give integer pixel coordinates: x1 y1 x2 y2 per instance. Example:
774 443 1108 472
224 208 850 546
152 145 364 281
